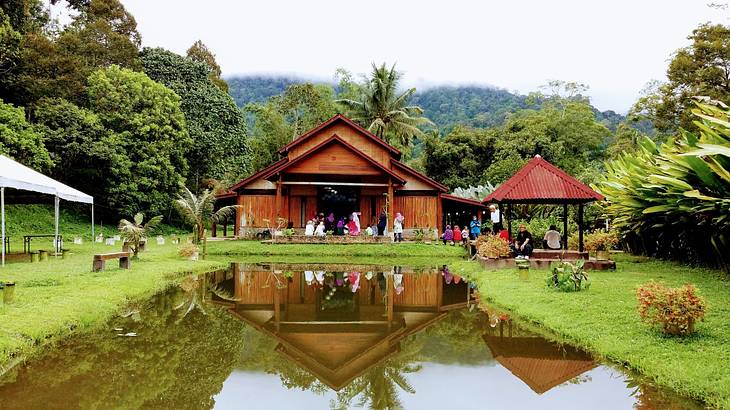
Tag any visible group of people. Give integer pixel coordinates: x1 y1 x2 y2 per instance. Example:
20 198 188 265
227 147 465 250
511 224 562 259
303 268 406 295
302 210 406 242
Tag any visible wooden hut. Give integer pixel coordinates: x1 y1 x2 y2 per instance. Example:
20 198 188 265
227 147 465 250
219 114 484 237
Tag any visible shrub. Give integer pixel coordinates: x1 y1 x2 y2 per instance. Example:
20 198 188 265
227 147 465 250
546 260 590 292
178 243 199 258
476 235 511 258
584 231 618 252
637 282 706 336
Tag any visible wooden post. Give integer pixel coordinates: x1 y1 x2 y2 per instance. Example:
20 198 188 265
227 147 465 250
274 282 281 332
507 203 512 240
578 203 584 252
387 178 394 234
563 204 569 250
275 175 283 218
436 193 443 236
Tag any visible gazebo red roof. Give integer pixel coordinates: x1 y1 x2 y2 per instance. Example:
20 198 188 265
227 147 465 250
483 155 604 204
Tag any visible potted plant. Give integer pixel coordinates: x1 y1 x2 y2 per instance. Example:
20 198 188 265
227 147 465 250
584 231 618 260
178 243 200 261
637 282 706 336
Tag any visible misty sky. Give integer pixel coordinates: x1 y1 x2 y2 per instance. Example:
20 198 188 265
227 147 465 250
111 0 723 113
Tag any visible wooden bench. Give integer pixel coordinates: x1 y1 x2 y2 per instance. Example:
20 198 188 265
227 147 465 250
93 252 131 272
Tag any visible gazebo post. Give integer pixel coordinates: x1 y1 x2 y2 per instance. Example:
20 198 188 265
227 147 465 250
507 203 512 240
578 203 584 252
562 204 568 250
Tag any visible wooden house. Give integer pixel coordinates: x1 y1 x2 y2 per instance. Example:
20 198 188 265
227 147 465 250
218 114 484 237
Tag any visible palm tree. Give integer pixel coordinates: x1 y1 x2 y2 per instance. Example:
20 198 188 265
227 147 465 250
174 185 240 244
336 63 434 147
118 213 162 258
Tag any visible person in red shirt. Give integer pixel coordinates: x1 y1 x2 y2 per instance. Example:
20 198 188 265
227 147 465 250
453 225 462 242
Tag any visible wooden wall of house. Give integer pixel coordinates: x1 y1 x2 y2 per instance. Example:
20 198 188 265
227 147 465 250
237 194 278 229
288 122 391 167
285 143 384 176
288 196 318 227
393 195 438 228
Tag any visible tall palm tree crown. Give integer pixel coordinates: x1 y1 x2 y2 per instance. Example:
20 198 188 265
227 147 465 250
336 63 434 147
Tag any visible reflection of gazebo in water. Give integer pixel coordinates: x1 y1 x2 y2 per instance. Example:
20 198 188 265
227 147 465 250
209 264 475 390
482 320 597 394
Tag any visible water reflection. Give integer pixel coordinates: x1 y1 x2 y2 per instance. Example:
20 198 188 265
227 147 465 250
0 262 704 409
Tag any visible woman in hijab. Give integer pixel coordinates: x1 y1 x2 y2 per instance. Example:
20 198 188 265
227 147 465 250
325 213 335 232
336 218 345 236
393 212 404 242
377 210 387 236
350 212 361 235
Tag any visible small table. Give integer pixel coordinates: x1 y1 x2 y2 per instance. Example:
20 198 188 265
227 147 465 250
24 234 63 254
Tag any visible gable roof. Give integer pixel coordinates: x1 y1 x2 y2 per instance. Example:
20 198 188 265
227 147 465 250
391 159 448 192
263 134 407 184
483 155 604 203
278 114 401 156
483 335 597 394
225 157 288 193
441 193 487 208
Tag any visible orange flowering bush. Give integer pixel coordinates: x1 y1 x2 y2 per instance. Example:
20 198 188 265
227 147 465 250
637 282 706 336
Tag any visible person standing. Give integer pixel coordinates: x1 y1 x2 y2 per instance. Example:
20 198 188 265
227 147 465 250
393 212 404 242
489 205 503 233
469 215 481 240
377 210 387 236
453 225 462 243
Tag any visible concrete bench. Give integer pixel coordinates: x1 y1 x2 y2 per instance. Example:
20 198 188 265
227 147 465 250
93 252 131 272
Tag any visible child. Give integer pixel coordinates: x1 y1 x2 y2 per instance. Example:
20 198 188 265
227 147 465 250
453 225 462 243
461 227 469 245
442 225 454 245
365 225 373 236
304 220 315 236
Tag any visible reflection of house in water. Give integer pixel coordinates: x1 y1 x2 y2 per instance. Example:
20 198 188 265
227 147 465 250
209 264 476 390
482 320 597 394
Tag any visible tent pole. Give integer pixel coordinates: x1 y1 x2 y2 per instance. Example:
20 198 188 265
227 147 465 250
1 187 5 267
91 203 95 241
563 204 569 250
54 195 60 255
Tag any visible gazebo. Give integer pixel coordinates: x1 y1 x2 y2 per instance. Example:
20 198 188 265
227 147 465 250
483 155 604 252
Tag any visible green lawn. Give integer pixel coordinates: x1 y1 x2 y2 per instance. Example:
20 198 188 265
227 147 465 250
0 241 226 367
451 254 730 409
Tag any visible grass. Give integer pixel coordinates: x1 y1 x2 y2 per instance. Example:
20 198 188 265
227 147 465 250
206 239 467 258
0 241 226 367
450 254 730 409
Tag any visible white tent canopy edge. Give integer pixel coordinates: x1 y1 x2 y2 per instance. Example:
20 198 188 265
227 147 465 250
0 155 94 266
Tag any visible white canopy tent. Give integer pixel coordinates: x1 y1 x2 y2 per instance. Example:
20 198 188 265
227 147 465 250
0 155 94 266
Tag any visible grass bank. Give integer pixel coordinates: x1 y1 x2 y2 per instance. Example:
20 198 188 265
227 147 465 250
451 254 730 408
0 242 225 368
206 240 467 258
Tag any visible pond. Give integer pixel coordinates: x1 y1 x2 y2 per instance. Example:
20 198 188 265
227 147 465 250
0 262 702 409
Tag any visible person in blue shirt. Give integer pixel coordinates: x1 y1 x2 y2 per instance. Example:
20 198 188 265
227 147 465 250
469 215 481 240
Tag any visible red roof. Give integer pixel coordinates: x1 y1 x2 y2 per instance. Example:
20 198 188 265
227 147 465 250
262 134 407 184
277 114 401 156
483 155 604 203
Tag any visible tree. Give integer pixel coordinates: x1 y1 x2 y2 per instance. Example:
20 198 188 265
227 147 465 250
0 98 52 170
140 47 249 186
245 82 338 173
336 63 434 147
632 24 730 133
14 0 141 106
421 127 499 189
186 40 228 92
595 100 730 269
118 212 162 258
0 9 22 95
174 185 239 244
87 65 191 216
